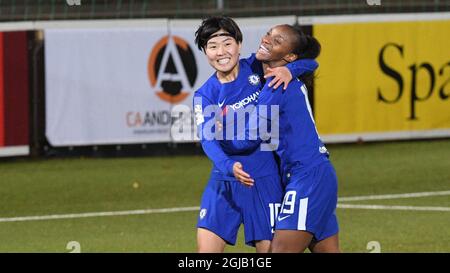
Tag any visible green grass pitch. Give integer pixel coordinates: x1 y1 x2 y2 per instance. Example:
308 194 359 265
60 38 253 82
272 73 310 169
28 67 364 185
0 139 449 252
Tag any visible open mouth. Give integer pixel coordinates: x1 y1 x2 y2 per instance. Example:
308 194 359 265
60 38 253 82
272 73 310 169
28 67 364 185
257 44 270 55
217 58 230 65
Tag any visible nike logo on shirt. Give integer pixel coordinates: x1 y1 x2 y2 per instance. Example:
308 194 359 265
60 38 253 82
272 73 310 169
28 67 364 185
277 215 291 221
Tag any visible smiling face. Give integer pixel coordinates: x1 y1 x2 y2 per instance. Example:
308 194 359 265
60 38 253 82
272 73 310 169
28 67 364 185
256 25 298 67
204 30 241 76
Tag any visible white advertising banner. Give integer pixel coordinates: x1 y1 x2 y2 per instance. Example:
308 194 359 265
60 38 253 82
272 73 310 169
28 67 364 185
45 17 296 146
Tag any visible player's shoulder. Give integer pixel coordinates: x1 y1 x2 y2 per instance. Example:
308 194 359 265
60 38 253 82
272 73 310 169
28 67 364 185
239 53 257 66
286 79 307 96
240 53 264 77
292 78 305 88
194 73 220 99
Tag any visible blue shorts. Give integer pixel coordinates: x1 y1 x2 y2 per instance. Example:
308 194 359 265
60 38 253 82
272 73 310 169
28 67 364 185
197 174 284 246
275 161 339 241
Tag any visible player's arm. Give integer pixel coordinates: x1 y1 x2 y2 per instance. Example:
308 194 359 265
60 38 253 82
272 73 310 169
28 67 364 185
242 54 318 90
265 59 318 89
193 93 236 176
194 93 253 186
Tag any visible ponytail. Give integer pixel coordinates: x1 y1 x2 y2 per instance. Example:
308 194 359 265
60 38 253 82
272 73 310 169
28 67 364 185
299 35 321 59
287 25 321 91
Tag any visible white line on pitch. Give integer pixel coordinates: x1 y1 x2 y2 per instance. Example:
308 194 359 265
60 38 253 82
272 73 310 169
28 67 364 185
337 204 450 212
338 190 450 202
1 190 450 223
0 207 199 223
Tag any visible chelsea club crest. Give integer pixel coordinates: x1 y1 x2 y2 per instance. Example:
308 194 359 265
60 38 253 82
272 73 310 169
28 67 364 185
248 74 260 86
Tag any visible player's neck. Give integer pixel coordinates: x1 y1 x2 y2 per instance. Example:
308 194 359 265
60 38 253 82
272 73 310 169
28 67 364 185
216 64 240 83
262 60 288 72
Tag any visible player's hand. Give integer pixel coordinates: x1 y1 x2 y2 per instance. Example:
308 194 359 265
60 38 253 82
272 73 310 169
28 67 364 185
233 162 254 187
264 67 292 90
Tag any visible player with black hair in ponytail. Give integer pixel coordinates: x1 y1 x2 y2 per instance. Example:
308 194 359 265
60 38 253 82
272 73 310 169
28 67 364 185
223 24 340 253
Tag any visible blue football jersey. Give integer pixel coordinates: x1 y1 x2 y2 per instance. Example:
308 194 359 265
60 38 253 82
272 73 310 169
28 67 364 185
222 78 329 173
193 54 319 180
194 54 276 180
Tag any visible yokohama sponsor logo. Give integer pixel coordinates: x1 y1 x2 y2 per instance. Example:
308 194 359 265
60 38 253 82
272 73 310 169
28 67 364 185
228 91 260 111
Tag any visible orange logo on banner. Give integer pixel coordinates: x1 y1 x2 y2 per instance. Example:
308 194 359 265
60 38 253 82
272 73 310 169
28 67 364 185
148 35 197 103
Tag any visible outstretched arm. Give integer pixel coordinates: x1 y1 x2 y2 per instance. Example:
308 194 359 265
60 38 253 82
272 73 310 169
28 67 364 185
265 58 318 90
242 54 318 90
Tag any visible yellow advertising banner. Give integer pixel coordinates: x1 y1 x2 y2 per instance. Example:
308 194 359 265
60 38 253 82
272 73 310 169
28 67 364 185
314 20 450 140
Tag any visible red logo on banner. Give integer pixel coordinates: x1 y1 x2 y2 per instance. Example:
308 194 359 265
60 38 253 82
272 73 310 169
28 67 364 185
148 35 197 103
